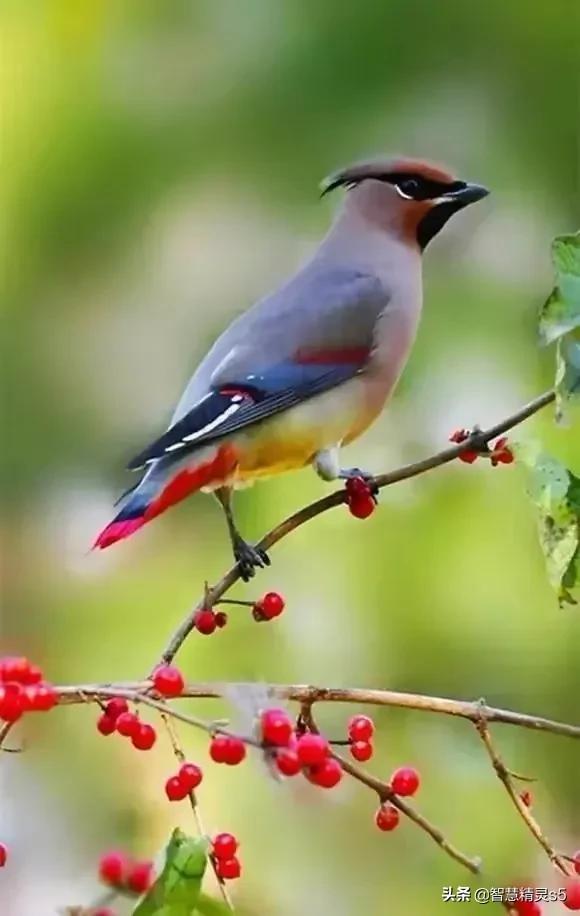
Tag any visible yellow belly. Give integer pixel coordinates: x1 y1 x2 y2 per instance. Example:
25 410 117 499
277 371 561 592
231 379 384 484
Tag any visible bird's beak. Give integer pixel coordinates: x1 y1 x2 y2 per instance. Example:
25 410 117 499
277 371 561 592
437 182 489 208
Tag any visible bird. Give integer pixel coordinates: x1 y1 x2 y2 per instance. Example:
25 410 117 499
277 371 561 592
94 157 488 579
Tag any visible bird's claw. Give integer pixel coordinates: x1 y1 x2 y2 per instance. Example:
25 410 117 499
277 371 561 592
234 539 270 581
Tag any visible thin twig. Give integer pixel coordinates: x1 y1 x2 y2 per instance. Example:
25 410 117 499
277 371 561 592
305 704 482 877
0 721 16 751
55 682 580 741
160 711 234 910
334 750 482 874
475 719 572 877
157 389 555 666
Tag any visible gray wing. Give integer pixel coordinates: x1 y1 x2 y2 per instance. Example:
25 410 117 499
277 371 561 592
172 266 388 421
127 268 389 469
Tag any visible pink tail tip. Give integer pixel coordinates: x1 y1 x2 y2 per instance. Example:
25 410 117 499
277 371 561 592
93 517 145 550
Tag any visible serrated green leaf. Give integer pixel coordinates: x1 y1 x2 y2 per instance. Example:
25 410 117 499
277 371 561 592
514 443 580 606
539 233 580 346
555 329 580 422
538 232 580 422
132 829 208 916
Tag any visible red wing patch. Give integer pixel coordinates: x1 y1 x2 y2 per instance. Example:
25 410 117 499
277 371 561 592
144 444 239 521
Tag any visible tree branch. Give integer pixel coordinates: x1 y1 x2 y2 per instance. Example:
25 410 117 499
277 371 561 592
475 719 572 878
56 682 580 741
160 712 234 910
157 389 555 666
301 702 482 876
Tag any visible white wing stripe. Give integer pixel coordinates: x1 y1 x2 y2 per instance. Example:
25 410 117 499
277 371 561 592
175 402 243 447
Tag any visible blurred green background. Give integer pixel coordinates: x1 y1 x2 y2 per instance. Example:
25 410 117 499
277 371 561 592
1 1 579 914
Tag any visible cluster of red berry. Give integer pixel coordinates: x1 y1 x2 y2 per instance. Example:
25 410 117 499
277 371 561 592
347 714 374 761
508 867 580 915
0 655 57 722
259 707 342 787
211 832 242 881
98 850 154 895
96 698 157 751
165 761 203 800
193 591 286 634
375 765 421 833
344 477 377 519
209 733 247 766
449 429 514 466
193 608 229 634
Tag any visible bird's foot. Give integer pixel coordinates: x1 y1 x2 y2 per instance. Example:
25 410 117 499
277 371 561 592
339 467 379 498
233 538 270 581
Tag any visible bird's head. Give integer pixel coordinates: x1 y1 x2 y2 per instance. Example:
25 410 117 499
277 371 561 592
321 157 488 249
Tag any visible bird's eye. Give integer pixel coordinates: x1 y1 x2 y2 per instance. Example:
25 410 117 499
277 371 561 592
396 178 420 199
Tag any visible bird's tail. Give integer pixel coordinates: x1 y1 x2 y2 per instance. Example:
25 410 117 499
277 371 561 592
93 443 239 550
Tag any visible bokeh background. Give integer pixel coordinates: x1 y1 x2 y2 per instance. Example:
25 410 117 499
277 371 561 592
1 1 579 914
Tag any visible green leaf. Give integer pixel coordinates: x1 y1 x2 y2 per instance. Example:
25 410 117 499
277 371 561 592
555 329 580 422
539 232 580 421
514 442 580 606
539 233 580 345
132 829 208 916
195 893 235 915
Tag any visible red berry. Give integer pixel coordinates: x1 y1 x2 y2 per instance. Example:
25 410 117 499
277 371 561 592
350 740 373 762
116 712 140 738
93 909 116 916
564 880 580 910
573 851 580 875
99 850 127 887
0 657 30 683
194 610 217 635
345 476 371 498
131 722 157 751
178 763 203 791
513 902 542 916
348 494 376 519
347 714 374 742
152 665 185 697
127 859 154 894
308 758 343 789
209 735 229 763
21 663 43 686
261 708 293 747
165 775 188 801
212 833 238 860
458 449 478 464
258 592 285 620
449 428 469 444
97 713 117 736
215 856 241 880
491 436 514 466
275 747 301 777
223 736 246 766
26 682 57 712
105 697 129 721
390 766 420 797
296 733 329 766
0 843 7 867
375 804 400 831
0 683 24 722
214 611 228 628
